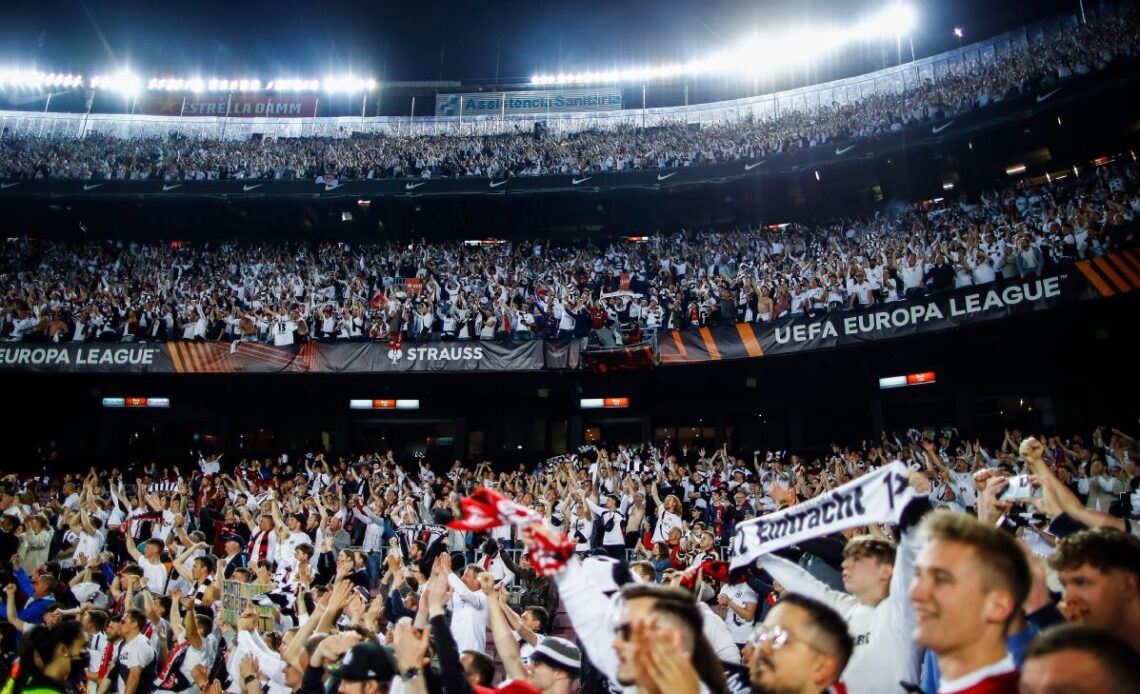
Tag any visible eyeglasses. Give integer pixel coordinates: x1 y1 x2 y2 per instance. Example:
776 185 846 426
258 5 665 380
747 624 825 654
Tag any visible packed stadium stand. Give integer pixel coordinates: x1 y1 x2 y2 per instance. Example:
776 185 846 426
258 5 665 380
1 4 1140 694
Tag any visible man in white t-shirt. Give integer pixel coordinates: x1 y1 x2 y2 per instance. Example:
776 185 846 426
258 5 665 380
62 483 81 512
70 508 107 565
718 580 759 647
116 609 155 694
125 538 170 595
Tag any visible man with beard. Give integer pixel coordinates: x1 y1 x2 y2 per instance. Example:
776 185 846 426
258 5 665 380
623 592 851 694
744 594 853 694
611 584 729 693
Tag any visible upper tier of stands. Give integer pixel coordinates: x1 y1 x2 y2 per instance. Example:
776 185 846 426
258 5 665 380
0 12 1136 182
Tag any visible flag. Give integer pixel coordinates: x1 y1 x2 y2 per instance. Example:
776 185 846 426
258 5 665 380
448 487 573 576
448 487 540 532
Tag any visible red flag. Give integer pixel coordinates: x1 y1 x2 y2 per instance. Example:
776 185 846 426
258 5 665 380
447 487 539 531
447 487 573 576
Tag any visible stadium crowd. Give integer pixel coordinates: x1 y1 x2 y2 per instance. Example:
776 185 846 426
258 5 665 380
2 159 1137 346
0 421 1138 694
1 15 1138 183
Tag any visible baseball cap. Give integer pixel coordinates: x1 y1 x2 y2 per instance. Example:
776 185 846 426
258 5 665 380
529 636 581 674
329 642 396 683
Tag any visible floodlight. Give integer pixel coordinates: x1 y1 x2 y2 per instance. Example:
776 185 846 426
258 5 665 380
322 76 377 93
0 70 84 90
268 79 321 91
868 4 916 36
91 71 141 95
954 27 964 38
530 4 916 85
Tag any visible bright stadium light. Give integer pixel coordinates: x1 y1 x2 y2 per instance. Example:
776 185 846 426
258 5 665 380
266 79 321 91
322 76 378 93
149 77 260 92
859 3 917 37
91 71 141 95
530 4 916 85
0 70 84 89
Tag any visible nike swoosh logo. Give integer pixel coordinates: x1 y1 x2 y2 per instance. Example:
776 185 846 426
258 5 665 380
405 182 426 190
489 179 508 188
931 120 955 134
1036 88 1061 103
0 182 20 189
324 183 343 190
835 145 856 155
744 161 765 171
162 184 182 191
571 177 592 185
242 184 262 191
83 183 103 191
656 172 677 181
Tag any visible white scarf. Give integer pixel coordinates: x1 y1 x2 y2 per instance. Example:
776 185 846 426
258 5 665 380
730 461 918 569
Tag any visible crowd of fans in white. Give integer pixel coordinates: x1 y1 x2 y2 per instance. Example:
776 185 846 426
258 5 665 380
1 160 1136 345
0 421 1138 694
0 16 1137 183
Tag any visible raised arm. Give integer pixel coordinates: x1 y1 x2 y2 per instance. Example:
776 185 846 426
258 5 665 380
1022 438 1126 532
755 552 859 619
4 584 26 631
282 601 325 671
480 573 527 681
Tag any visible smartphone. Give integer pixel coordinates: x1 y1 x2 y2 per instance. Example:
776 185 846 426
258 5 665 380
999 475 1034 502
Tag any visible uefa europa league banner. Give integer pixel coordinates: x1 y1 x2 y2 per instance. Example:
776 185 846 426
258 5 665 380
0 339 548 374
0 253 1134 373
659 255 1137 365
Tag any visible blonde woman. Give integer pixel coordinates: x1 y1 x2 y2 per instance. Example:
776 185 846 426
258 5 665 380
649 481 683 545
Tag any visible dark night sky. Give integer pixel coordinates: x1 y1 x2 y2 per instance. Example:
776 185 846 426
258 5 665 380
0 0 1093 84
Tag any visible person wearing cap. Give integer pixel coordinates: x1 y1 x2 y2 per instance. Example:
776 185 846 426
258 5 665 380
482 571 579 694
332 640 397 694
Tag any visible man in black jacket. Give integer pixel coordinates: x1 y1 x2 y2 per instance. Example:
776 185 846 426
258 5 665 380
497 542 559 618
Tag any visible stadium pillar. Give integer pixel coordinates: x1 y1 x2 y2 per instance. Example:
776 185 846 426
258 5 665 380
641 84 646 128
38 93 52 136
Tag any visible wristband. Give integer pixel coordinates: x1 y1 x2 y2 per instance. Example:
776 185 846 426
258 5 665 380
244 675 257 685
400 668 421 681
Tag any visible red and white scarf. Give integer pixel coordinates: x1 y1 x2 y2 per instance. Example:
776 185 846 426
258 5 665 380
154 640 191 690
249 529 273 563
447 487 573 576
